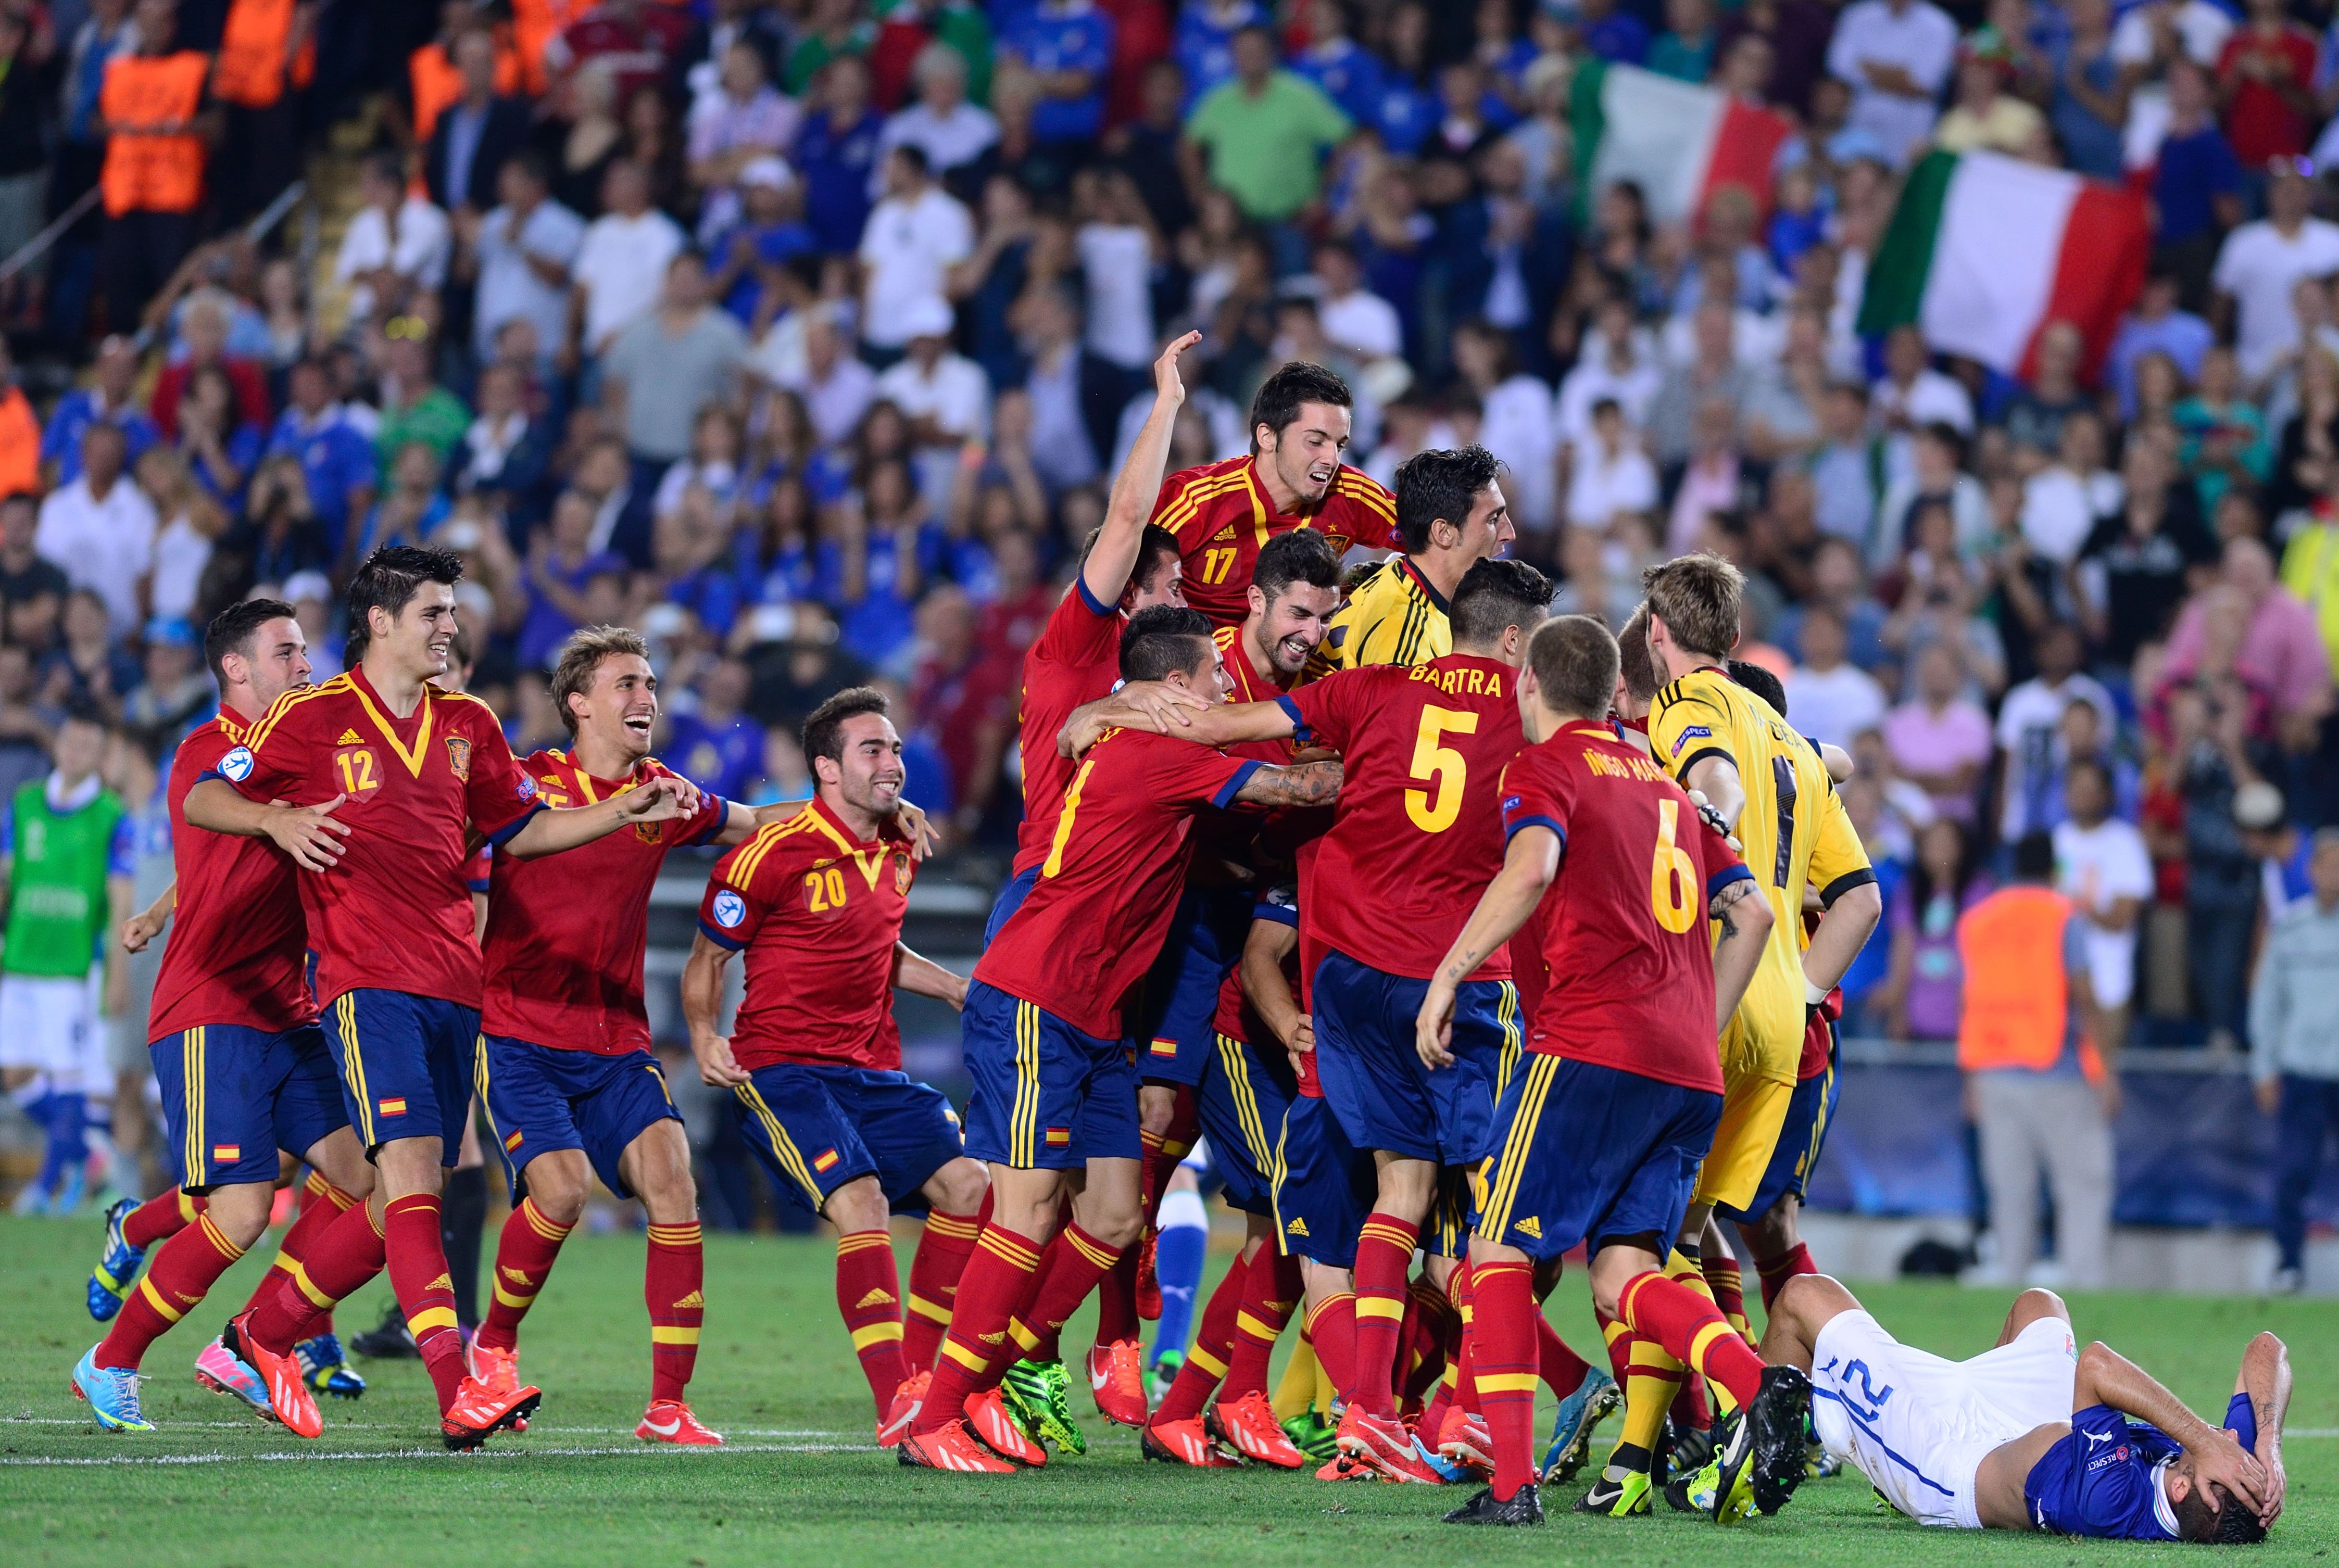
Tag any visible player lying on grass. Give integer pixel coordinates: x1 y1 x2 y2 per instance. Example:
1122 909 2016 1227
1748 1274 2287 1542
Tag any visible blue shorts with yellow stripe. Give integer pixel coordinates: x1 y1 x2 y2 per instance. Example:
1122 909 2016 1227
149 1023 346 1192
1194 1031 1296 1215
1311 949 1521 1165
1475 1054 1722 1262
960 980 1139 1169
1126 886 1254 1086
734 1061 963 1216
1714 1027 1841 1225
1272 1093 1376 1268
475 1033 682 1203
322 989 479 1160
983 864 1039 947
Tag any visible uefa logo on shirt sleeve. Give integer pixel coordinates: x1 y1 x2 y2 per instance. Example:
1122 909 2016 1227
219 747 254 782
712 889 746 929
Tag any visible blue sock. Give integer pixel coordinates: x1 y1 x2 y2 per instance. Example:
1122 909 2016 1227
35 1091 86 1195
1149 1188 1210 1367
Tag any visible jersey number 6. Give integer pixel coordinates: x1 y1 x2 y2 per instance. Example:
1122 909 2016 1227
1650 798 1698 934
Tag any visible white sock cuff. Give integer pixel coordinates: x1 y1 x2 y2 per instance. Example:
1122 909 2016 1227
1157 1188 1209 1233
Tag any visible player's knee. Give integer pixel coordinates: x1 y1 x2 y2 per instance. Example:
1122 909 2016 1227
824 1177 889 1234
929 1158 988 1217
525 1166 590 1228
2011 1287 2068 1324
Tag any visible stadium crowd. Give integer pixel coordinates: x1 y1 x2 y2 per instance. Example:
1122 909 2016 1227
2 0 2339 1253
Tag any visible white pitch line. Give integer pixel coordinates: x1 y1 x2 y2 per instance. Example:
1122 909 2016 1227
2 1418 851 1437
0 1441 877 1467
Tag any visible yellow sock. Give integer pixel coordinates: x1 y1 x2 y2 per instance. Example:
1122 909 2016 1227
1273 1330 1319 1422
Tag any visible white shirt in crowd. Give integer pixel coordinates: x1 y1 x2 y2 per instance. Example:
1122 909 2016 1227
859 186 975 350
2212 217 2339 384
2020 465 2122 564
1786 661 1890 750
473 198 587 364
877 100 1000 181
148 508 211 624
1076 222 1156 370
1827 0 1959 167
573 207 687 355
2110 0 2233 68
1477 375 1557 529
1994 671 2117 839
36 474 157 636
786 352 878 450
1319 285 1403 361
333 197 450 325
1554 355 1664 453
2054 816 2154 1009
1564 435 1657 529
874 350 991 445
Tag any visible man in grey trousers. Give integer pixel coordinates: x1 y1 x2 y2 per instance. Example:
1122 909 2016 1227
2247 827 2339 1295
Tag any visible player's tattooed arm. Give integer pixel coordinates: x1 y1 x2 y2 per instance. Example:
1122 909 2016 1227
2073 1339 2269 1524
1708 876 1774 1032
893 941 969 1011
2236 1332 2292 1523
1417 826 1560 1070
120 880 175 952
1232 758 1341 807
680 931 751 1087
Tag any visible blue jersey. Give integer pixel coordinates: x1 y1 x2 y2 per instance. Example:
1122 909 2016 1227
664 711 766 804
1373 78 1436 157
2025 1395 2258 1540
1175 2 1265 109
265 410 376 543
793 109 883 256
1291 38 1384 128
42 390 159 487
1003 4 1113 141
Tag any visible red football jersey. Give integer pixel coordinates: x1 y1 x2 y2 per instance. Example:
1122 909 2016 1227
1212 625 1298 764
1281 654 1523 981
147 713 315 1042
974 726 1257 1039
1011 579 1123 878
1150 456 1399 627
482 751 727 1054
1501 722 1751 1094
1211 883 1300 1044
216 666 543 1010
697 795 918 1071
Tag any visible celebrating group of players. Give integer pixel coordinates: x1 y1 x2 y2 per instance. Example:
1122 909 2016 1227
57 334 2295 1542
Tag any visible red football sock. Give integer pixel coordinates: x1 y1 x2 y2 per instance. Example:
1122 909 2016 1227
247 1197 385 1352
645 1221 703 1403
1008 1221 1123 1365
1616 1270 1763 1410
1153 1250 1244 1423
95 1212 247 1370
1400 1274 1455 1408
835 1229 908 1414
474 1197 573 1355
1703 1252 1753 1342
1594 1303 1631 1385
123 1186 204 1248
1755 1242 1816 1312
915 1223 1045 1435
242 1172 358 1318
1418 1261 1471 1436
1537 1314 1593 1395
384 1193 466 1411
1672 1369 1713 1433
1350 1213 1418 1418
1221 1246 1301 1399
1469 1258 1540 1501
1095 1246 1140 1346
1139 1092 1199 1216
1304 1291 1358 1397
905 1200 985 1372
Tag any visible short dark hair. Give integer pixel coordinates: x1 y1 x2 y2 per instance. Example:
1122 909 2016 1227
2067 755 2113 797
1251 527 1341 606
1618 604 1658 705
345 545 464 662
2011 829 2056 881
2173 1481 2267 1545
1249 361 1353 451
501 148 551 189
801 686 892 765
1450 558 1552 648
1526 615 1621 722
205 598 299 687
1727 657 1787 718
1078 522 1183 599
1120 604 1214 684
548 625 648 736
1393 445 1503 554
58 699 109 734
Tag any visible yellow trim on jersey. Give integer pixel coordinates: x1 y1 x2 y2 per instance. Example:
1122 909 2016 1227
1493 983 1521 1101
1213 1034 1273 1175
734 1082 825 1204
723 810 819 892
180 1027 205 1184
1153 470 1252 540
240 674 351 757
347 677 435 777
1480 1053 1561 1238
1325 558 1451 672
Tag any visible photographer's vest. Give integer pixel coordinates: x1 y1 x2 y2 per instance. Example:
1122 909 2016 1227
98 52 209 217
213 0 317 110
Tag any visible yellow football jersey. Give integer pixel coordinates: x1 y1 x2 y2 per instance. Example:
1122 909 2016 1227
1308 555 1448 679
1648 665 1872 1085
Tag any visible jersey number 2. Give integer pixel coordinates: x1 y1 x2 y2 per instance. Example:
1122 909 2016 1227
1650 798 1698 934
1404 706 1477 833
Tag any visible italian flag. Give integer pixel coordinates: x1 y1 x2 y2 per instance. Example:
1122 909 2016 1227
1857 149 2151 381
1569 60 1794 225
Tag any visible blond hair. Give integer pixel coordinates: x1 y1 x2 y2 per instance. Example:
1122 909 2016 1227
1640 552 1744 662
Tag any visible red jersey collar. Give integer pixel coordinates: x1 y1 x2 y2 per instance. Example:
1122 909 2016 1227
1244 454 1330 524
546 748 655 804
346 663 438 777
1221 626 1292 703
1395 555 1450 615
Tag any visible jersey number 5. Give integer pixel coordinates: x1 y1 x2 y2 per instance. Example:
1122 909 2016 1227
1650 798 1698 934
1404 706 1477 833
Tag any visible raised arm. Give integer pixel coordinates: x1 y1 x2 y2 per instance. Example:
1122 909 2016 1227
2071 1340 2266 1521
680 931 749 1088
1081 331 1200 610
1417 825 1560 1068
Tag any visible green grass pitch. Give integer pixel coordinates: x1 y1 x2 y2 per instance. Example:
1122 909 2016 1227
3 1214 2332 1567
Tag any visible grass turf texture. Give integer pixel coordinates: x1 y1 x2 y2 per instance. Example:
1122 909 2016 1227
2 1215 2331 1567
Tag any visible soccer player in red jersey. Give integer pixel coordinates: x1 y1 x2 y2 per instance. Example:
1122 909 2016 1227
185 547 698 1448
1412 614 1787 1527
680 687 987 1446
69 601 379 1434
898 608 1342 1472
1106 548 1556 1481
1148 360 1398 629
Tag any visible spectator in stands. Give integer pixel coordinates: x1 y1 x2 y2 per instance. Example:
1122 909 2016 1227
463 150 586 369
2078 436 2221 665
880 41 998 192
2056 755 2153 1057
2214 157 2339 387
40 337 156 489
665 653 765 800
1884 815 1990 1041
861 145 974 359
1788 603 1889 749
424 27 532 214
2162 535 2333 750
1828 0 1958 167
2248 824 2339 1293
34 422 152 638
336 153 451 333
95 0 218 333
1997 622 2117 840
600 250 749 556
795 54 884 257
573 159 687 362
1181 24 1350 233
1887 639 1995 822
1933 28 2044 155
0 491 67 651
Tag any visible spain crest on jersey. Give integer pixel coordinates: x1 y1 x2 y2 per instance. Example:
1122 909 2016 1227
892 851 911 895
445 735 472 780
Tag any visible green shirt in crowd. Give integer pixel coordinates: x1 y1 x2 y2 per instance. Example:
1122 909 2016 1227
1184 71 1352 222
3 775 131 980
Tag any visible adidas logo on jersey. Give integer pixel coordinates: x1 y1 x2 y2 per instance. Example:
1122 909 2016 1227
1515 1217 1542 1238
1285 1217 1309 1237
673 1291 704 1309
337 729 363 744
855 1288 897 1309
1211 524 1236 542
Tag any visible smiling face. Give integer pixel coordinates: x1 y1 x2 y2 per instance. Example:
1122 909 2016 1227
1250 579 1340 678
571 652 660 766
375 581 459 684
820 711 906 818
227 616 312 711
1257 400 1353 509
